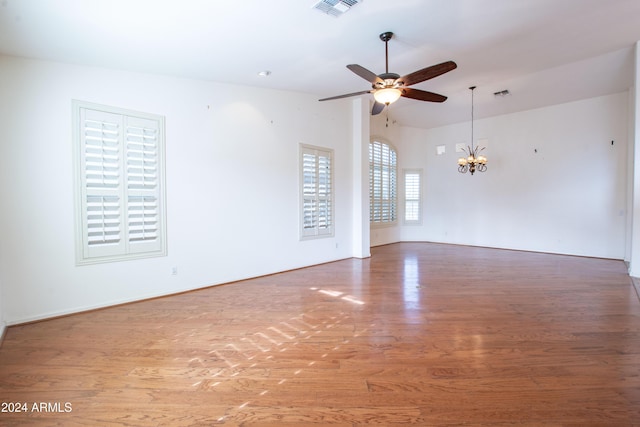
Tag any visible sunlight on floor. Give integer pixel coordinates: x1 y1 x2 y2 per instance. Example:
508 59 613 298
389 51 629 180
192 285 369 422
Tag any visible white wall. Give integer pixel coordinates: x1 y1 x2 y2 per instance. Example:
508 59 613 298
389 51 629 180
0 278 5 339
397 92 629 259
0 55 355 324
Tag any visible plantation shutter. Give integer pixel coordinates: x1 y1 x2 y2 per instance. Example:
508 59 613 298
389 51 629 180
125 116 162 253
75 101 166 264
369 140 397 224
317 151 332 236
370 141 382 223
404 170 421 223
80 108 126 259
302 150 318 237
300 145 333 239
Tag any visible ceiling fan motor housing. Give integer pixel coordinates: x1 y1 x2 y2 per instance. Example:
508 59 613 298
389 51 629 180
376 72 401 89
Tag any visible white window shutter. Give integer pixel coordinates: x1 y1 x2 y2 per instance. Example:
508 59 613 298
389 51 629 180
369 140 397 224
302 150 318 237
125 115 163 254
80 108 126 259
404 170 422 224
300 145 333 239
316 152 332 236
74 101 166 264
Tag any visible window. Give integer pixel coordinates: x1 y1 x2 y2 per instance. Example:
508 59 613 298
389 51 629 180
73 100 167 264
404 169 422 224
369 139 397 224
300 144 333 239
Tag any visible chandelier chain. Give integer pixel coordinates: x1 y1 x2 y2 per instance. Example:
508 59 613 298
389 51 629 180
471 86 474 151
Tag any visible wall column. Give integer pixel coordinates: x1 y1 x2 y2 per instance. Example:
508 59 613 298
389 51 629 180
628 41 640 276
351 98 371 258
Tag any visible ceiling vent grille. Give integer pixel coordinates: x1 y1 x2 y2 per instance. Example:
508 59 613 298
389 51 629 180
312 0 361 17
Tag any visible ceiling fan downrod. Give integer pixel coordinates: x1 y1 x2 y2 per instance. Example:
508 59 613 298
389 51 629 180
380 31 393 74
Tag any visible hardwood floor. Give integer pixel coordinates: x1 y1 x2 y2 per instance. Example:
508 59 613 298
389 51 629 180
1 242 639 426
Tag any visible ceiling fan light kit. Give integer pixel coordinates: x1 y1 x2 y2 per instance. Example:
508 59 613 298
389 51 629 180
373 87 401 104
319 31 457 115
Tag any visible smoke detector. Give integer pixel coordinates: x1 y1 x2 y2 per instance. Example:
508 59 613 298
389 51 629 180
312 0 362 17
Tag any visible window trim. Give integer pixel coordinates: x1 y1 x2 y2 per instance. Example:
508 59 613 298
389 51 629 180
369 138 398 227
403 168 423 225
72 100 167 265
299 143 334 240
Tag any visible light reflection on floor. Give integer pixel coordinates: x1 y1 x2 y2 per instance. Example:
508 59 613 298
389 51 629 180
403 256 421 310
178 286 368 423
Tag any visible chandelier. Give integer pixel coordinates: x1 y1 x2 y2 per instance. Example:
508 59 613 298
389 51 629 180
457 86 487 175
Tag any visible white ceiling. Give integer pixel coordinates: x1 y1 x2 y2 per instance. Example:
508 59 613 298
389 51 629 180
1 0 639 129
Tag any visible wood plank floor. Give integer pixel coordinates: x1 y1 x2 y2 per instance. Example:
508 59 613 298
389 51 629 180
1 242 640 426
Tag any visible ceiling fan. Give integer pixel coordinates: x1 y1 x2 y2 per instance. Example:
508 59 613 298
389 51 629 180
319 32 457 115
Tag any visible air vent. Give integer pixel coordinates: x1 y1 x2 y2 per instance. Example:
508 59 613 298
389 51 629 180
312 0 361 17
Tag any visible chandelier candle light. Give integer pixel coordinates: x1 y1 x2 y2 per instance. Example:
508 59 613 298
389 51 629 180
457 86 487 175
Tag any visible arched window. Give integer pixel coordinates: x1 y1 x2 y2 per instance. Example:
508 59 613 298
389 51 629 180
369 139 397 224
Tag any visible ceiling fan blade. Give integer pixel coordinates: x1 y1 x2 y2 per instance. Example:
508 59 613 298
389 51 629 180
371 101 385 115
400 88 448 103
398 61 457 87
347 64 384 85
319 90 373 101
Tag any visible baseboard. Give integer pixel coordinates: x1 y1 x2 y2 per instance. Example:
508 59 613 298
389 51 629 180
395 240 624 261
